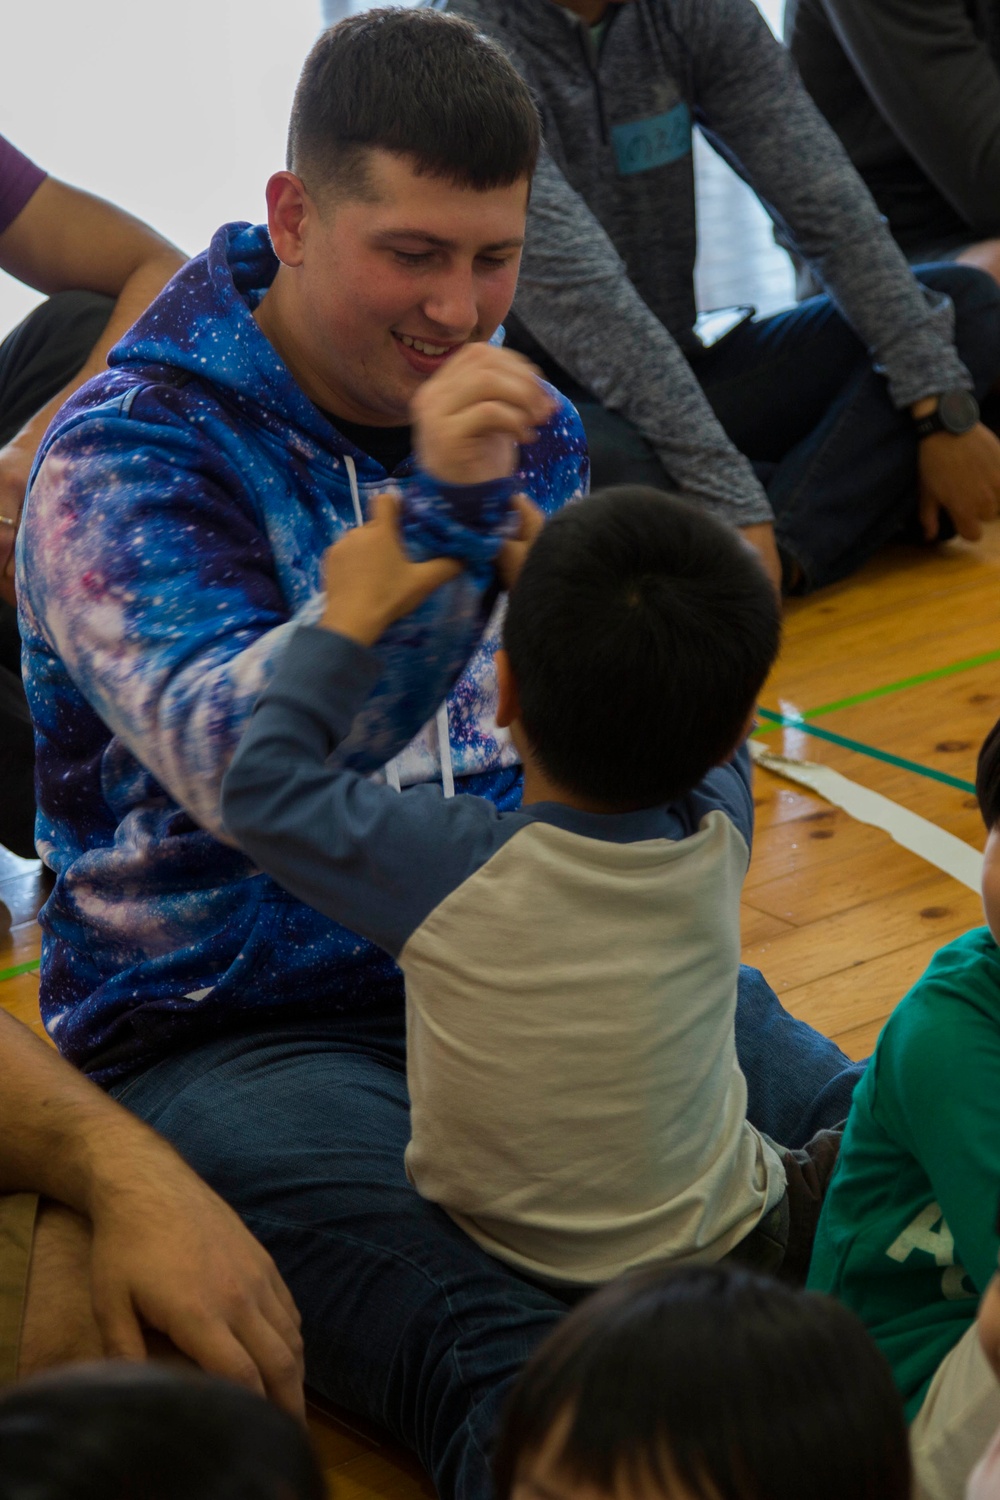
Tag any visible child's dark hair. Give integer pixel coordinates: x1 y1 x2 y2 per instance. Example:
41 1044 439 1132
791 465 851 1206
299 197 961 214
503 487 781 808
0 1363 324 1500
287 9 540 199
977 713 1000 829
494 1263 911 1500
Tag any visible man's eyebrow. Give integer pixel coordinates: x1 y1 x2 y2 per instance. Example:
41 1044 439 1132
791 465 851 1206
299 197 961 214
374 229 525 251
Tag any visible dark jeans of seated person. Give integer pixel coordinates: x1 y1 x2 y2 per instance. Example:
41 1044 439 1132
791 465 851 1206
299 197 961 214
508 263 1000 593
0 290 113 858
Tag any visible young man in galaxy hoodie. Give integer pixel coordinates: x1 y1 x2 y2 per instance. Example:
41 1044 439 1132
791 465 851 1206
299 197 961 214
16 12 863 1497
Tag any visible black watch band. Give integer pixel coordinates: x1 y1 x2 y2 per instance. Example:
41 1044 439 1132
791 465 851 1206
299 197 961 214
914 389 980 439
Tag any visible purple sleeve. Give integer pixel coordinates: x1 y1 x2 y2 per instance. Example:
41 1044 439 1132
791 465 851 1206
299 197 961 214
0 134 46 235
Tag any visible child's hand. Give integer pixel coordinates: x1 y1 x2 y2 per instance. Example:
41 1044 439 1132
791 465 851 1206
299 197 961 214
320 492 462 647
412 343 555 487
495 495 546 592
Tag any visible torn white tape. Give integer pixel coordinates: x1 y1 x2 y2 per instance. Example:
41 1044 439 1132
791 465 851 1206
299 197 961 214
750 742 983 893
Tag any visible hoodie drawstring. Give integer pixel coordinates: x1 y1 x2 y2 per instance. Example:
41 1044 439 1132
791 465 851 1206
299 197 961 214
436 701 455 800
342 454 454 798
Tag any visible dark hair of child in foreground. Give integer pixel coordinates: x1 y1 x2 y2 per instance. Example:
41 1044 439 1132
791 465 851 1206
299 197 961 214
0 1363 324 1500
493 1263 912 1500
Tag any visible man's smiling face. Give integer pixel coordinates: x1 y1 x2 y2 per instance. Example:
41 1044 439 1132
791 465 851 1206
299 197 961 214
258 149 528 427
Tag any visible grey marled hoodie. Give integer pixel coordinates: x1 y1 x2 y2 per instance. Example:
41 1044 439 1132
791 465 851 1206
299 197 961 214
446 0 972 527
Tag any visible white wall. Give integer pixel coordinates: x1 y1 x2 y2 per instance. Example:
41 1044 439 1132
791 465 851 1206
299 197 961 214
0 0 787 336
0 0 322 332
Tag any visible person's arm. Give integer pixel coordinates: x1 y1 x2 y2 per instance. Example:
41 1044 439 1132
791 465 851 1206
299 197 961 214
678 0 970 408
18 412 316 839
813 0 1000 237
681 741 755 854
0 1007 304 1414
222 494 524 954
0 179 185 598
514 149 781 581
677 0 1000 542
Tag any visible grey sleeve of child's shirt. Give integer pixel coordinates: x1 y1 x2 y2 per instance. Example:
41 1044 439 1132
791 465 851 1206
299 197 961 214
221 627 529 958
683 743 755 851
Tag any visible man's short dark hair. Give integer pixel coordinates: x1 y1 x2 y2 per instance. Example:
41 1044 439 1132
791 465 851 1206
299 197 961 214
493 1263 911 1500
502 487 781 809
287 8 540 199
977 713 1000 830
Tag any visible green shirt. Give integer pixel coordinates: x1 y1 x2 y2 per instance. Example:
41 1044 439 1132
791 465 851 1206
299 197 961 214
809 927 1000 1420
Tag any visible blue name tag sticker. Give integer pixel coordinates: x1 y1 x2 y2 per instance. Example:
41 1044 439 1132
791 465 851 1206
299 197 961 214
611 102 692 176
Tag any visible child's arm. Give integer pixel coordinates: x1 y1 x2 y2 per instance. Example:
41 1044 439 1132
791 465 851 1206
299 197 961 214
683 742 755 850
221 496 528 957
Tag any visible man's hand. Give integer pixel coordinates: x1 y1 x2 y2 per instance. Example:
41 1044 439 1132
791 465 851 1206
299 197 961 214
320 491 462 646
0 431 34 608
495 494 546 592
738 521 783 595
412 343 556 487
86 1141 305 1419
917 423 1000 542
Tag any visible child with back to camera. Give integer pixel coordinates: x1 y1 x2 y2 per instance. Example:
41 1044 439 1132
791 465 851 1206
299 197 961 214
222 484 794 1287
492 1262 912 1500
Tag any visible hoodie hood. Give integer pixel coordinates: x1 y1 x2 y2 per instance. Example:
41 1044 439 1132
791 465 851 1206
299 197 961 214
109 221 347 457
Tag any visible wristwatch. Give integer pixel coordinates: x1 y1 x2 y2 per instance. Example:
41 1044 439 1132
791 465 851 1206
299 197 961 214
914 389 980 439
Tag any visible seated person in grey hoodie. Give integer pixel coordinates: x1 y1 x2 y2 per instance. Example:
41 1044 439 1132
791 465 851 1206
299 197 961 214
446 0 1000 595
786 0 1000 289
220 485 829 1288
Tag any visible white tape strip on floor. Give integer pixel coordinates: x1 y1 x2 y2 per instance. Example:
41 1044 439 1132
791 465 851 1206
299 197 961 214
750 742 984 893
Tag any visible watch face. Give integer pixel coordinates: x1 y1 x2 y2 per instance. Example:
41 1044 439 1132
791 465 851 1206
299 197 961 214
938 389 980 435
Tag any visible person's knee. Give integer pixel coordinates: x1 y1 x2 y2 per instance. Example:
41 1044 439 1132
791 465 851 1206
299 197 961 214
913 263 1000 390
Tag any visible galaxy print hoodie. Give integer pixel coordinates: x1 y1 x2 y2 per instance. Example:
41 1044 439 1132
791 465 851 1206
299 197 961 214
17 221 588 1082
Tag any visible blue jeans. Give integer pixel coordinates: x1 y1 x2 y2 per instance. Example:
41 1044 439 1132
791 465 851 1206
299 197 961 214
568 264 1000 591
109 968 862 1500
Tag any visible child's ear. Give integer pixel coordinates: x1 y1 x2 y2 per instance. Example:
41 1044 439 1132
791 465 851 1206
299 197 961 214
494 649 521 730
718 705 759 765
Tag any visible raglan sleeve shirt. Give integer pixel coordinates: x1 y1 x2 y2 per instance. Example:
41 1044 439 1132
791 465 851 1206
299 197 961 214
807 0 1000 238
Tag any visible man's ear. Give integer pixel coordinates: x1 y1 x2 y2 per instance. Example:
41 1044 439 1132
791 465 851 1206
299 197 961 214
494 649 521 730
265 172 312 266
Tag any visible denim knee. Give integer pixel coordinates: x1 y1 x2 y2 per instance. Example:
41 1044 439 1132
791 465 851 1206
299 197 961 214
911 263 1000 395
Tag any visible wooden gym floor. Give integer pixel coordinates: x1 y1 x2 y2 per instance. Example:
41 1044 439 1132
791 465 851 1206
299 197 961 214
1 520 998 1496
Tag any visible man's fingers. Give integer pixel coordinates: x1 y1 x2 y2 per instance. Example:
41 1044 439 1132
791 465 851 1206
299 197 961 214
92 1285 149 1363
265 1261 303 1331
170 1319 271 1401
449 401 543 446
422 366 553 425
230 1310 307 1421
510 493 546 543
405 556 462 609
956 511 985 542
368 490 401 529
917 488 941 542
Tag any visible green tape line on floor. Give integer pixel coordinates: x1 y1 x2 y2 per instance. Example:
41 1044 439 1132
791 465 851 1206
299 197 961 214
804 647 1000 721
0 959 41 985
755 708 976 794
